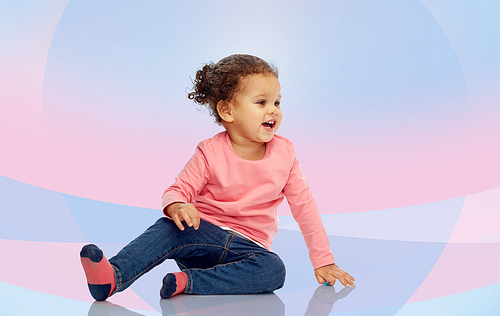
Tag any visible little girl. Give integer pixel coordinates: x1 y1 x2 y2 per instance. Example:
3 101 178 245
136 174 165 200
80 54 355 301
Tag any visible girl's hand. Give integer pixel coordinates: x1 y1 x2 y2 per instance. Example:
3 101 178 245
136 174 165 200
166 203 200 231
314 264 356 288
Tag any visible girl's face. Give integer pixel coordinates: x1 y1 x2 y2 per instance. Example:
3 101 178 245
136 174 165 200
226 73 282 145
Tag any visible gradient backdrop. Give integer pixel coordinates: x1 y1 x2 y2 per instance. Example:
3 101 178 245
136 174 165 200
1 1 499 315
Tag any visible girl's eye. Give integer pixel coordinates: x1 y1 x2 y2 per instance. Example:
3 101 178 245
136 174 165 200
257 100 266 105
274 101 280 107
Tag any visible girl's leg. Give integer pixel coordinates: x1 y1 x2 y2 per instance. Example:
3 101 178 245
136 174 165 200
170 233 286 296
81 218 233 300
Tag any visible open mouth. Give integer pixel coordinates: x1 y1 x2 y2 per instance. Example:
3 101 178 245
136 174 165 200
262 120 276 131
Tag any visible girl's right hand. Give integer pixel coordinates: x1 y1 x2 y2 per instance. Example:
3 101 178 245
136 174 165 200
166 203 200 231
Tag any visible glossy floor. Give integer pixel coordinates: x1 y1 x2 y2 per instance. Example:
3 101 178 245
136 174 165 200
1 175 500 315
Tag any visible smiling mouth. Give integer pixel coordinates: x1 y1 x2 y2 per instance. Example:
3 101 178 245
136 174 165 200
262 121 276 131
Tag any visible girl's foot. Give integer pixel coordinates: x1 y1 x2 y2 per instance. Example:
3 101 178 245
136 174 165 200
160 272 187 299
80 244 116 301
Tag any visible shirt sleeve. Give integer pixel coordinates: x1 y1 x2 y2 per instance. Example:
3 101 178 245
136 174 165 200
161 143 211 215
283 145 335 270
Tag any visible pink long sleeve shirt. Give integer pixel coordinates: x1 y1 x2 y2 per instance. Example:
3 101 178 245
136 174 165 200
162 132 334 270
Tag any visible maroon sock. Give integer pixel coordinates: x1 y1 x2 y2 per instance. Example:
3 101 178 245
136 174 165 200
160 272 187 299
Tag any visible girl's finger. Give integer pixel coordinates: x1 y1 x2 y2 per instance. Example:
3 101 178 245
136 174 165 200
193 212 200 229
173 213 185 231
343 275 352 286
328 278 336 286
331 271 347 287
185 205 200 230
344 272 355 283
339 276 350 287
193 216 200 230
316 276 326 284
345 272 355 281
179 210 194 227
324 273 336 285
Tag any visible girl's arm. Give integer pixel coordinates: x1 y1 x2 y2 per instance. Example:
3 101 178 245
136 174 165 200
283 144 355 287
283 155 335 269
162 143 211 229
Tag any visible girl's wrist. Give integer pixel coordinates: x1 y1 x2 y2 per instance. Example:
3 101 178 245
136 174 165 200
165 202 183 217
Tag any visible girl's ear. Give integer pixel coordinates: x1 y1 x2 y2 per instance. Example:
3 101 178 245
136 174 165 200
217 100 234 123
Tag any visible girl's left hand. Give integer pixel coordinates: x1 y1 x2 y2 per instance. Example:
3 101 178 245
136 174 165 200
314 264 356 287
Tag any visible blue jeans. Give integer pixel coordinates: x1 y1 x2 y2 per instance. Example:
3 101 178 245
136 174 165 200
108 217 286 295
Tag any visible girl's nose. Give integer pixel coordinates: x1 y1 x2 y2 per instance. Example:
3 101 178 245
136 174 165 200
268 105 278 114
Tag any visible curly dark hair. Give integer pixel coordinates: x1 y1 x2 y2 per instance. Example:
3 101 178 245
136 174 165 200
187 54 278 125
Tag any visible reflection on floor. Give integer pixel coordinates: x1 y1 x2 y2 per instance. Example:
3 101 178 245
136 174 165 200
87 285 355 316
1 175 500 315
